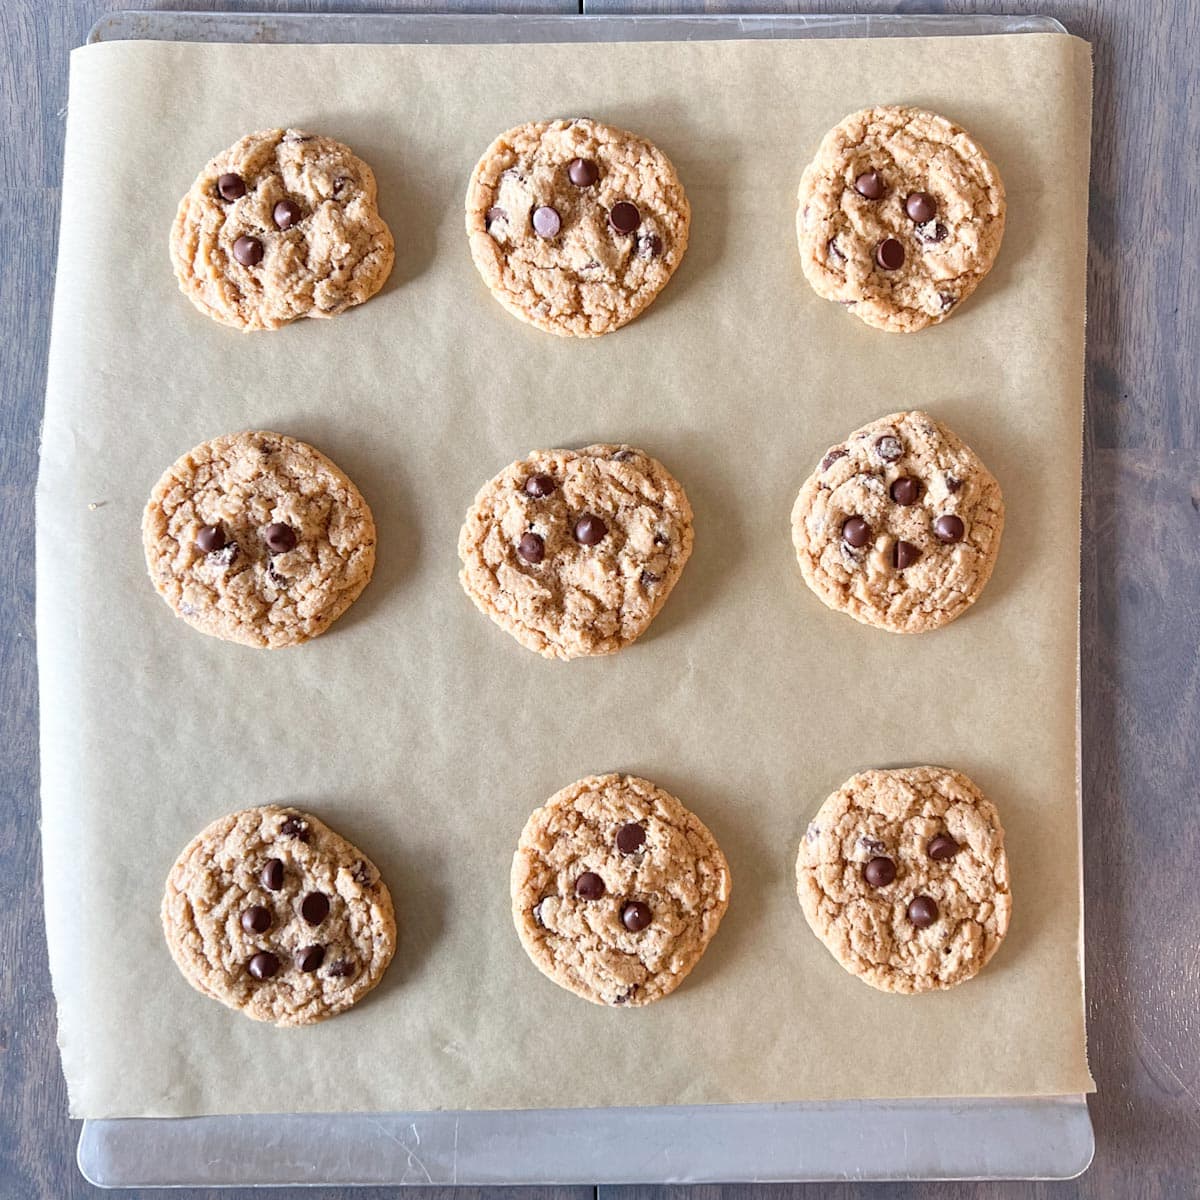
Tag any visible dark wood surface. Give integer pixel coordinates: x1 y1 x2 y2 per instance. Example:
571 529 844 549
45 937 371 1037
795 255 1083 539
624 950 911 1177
1 1 1196 1197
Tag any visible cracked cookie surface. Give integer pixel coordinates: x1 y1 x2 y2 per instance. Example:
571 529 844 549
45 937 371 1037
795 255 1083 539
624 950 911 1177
143 430 376 649
466 118 690 336
458 444 693 660
162 806 396 1026
170 128 394 331
796 767 1011 993
796 107 1005 333
511 774 731 1006
791 410 1004 634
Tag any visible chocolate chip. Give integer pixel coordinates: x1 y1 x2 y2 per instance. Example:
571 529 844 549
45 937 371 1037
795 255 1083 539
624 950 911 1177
821 447 847 472
893 540 921 569
934 514 965 544
939 292 957 311
264 523 297 553
195 524 226 553
916 221 949 245
485 206 507 229
260 858 284 891
616 822 646 854
875 436 903 462
907 895 939 928
283 132 314 143
279 816 309 842
241 905 271 934
621 901 652 932
532 900 546 927
333 175 350 195
928 834 960 860
575 872 605 900
945 474 962 493
211 542 239 567
273 199 301 229
567 157 598 187
863 856 896 888
827 237 845 262
842 517 871 548
517 532 545 564
640 570 659 587
500 168 522 183
266 561 286 587
905 192 937 222
854 171 884 199
890 477 921 506
248 952 280 980
532 205 561 238
217 173 246 201
233 236 263 267
574 514 607 545
297 945 325 973
612 450 635 462
858 836 886 855
653 531 669 546
327 959 356 978
609 202 640 234
352 860 373 887
524 473 556 498
301 892 330 926
875 238 905 271
636 233 662 259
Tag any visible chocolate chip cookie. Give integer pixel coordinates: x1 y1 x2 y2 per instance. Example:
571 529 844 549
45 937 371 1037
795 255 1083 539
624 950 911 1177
511 774 731 1006
796 107 1006 333
143 431 376 648
466 118 690 336
170 128 394 330
458 444 693 659
791 411 1004 633
162 806 396 1026
796 766 1011 993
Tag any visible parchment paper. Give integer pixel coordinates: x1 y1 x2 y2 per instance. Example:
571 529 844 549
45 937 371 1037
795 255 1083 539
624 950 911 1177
38 33 1094 1118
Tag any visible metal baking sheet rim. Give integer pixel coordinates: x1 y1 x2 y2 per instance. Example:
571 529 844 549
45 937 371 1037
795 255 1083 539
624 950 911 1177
75 9 1089 1187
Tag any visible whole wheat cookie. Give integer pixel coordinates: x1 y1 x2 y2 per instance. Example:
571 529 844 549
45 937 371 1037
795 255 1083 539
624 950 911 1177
796 107 1005 332
511 774 731 1006
170 128 394 330
458 444 693 660
796 767 1011 993
143 431 376 649
162 806 396 1026
791 411 1004 633
465 118 690 336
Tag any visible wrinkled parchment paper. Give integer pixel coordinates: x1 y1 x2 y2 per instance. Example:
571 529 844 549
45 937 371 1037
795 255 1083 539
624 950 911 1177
38 33 1094 1117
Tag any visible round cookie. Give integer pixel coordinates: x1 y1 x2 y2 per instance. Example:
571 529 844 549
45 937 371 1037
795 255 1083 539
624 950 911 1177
170 128 394 331
162 806 396 1026
458 444 693 660
791 411 1004 633
143 430 376 649
465 118 690 337
511 774 731 1006
796 766 1011 993
796 107 1005 333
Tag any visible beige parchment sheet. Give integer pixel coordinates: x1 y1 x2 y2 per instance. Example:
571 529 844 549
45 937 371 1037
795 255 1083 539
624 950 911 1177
37 33 1094 1118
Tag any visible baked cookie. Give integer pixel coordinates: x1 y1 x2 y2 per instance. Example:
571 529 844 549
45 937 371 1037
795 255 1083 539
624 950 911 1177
162 806 396 1026
511 774 731 1006
791 411 1004 633
458 444 693 660
465 118 690 336
143 431 376 649
796 767 1011 993
796 107 1005 332
170 128 394 330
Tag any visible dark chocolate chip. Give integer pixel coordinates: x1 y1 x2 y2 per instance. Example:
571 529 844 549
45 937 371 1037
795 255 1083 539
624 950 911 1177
195 524 226 553
248 951 280 980
485 206 507 229
260 859 284 891
524 473 556 498
327 959 356 978
273 199 301 229
821 447 848 472
875 238 905 271
905 192 937 223
575 872 606 900
532 205 561 238
928 834 960 861
567 157 598 187
609 202 640 234
939 292 957 311
854 171 885 200
532 900 545 927
621 901 652 932
933 514 965 543
301 892 330 926
640 570 660 587
217 173 246 201
863 856 896 888
875 436 903 462
827 237 845 262
612 450 635 462
574 514 607 545
890 477 921 506
945 474 962 493
616 822 646 854
232 236 263 267
266 561 286 587
241 905 271 934
279 816 309 842
893 540 921 569
842 517 871 549
637 233 663 259
907 895 939 928
333 175 350 195
264 523 297 553
500 168 522 182
297 945 325 973
352 860 373 887
916 221 949 245
517 532 545 564
653 531 669 546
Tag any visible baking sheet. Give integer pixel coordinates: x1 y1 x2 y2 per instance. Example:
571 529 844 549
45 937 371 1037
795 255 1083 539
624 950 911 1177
39 32 1094 1119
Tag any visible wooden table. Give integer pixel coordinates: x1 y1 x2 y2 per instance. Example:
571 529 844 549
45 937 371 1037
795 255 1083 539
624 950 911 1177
2 1 1196 1196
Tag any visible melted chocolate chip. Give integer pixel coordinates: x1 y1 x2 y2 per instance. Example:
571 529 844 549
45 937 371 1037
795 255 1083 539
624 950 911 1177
327 959 356 978
916 221 949 245
485 206 507 230
612 450 635 462
616 822 646 854
524 473 556 498
827 237 845 262
609 202 640 234
875 238 905 271
640 570 660 587
241 905 271 935
195 524 226 553
575 872 605 900
893 540 921 569
211 542 239 567
264 523 297 553
637 233 662 259
653 532 669 546
875 436 903 463
821 448 848 472
279 816 309 842
352 860 373 887
517 532 545 564
217 173 246 201
945 475 963 493
301 892 330 926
